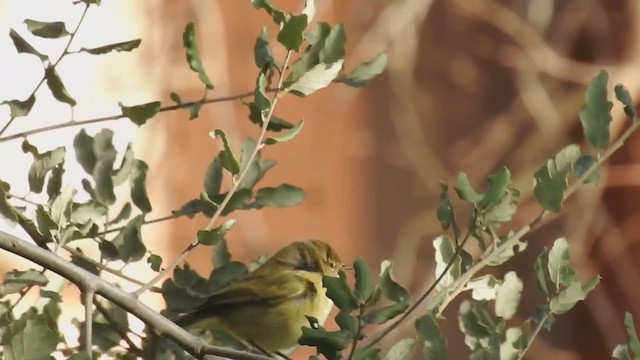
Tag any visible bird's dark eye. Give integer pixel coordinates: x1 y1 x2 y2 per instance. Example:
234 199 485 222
329 261 337 269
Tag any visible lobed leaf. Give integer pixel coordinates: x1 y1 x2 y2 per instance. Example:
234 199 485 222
323 271 358 312
182 22 214 89
24 19 69 38
130 160 152 213
340 53 388 88
354 258 374 302
79 39 141 55
45 65 76 106
533 144 581 212
9 29 48 61
254 184 305 208
1 95 36 118
579 71 613 149
119 101 161 126
210 130 240 175
415 314 447 360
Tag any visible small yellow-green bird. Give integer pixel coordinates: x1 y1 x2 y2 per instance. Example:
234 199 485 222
172 239 346 355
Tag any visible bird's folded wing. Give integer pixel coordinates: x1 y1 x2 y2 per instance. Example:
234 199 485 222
201 271 315 311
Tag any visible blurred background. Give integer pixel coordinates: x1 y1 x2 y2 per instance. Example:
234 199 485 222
1 0 640 359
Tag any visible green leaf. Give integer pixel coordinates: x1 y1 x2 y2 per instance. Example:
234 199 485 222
478 166 511 209
299 325 350 359
2 313 59 359
1 95 36 118
24 19 69 38
130 160 152 213
353 348 381 360
254 26 276 69
45 64 76 106
458 300 495 339
319 24 346 64
615 84 637 119
170 92 203 120
455 173 482 202
323 271 358 312
79 39 141 55
467 275 500 301
238 139 277 190
486 233 528 266
70 200 107 225
251 0 286 24
354 258 374 302
105 215 146 263
0 269 48 296
91 129 118 206
254 184 305 208
340 53 387 88
287 60 344 96
162 264 211 312
208 261 248 291
533 249 550 297
46 164 64 200
579 71 613 149
494 271 523 320
624 312 640 358
210 130 240 174
73 129 97 174
264 120 304 145
197 219 236 246
213 238 231 268
549 276 600 314
112 144 135 186
379 260 409 302
500 327 524 360
147 253 162 272
433 236 461 290
362 300 409 324
119 101 161 126
436 183 454 230
612 345 632 360
385 338 415 360
574 154 600 184
35 205 56 238
335 311 359 336
547 238 575 287
416 314 447 360
182 22 214 89
50 187 76 226
204 156 223 196
277 14 308 51
220 189 253 215
8 29 48 61
533 144 581 212
22 141 66 194
71 249 100 276
0 181 18 225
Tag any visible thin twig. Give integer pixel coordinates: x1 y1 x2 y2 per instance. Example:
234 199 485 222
132 50 293 298
0 91 261 143
93 297 143 356
0 3 90 137
516 314 548 360
62 245 162 292
364 231 472 349
84 289 95 359
93 213 183 238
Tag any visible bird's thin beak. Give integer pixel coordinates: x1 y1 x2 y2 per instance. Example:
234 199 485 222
341 264 353 271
